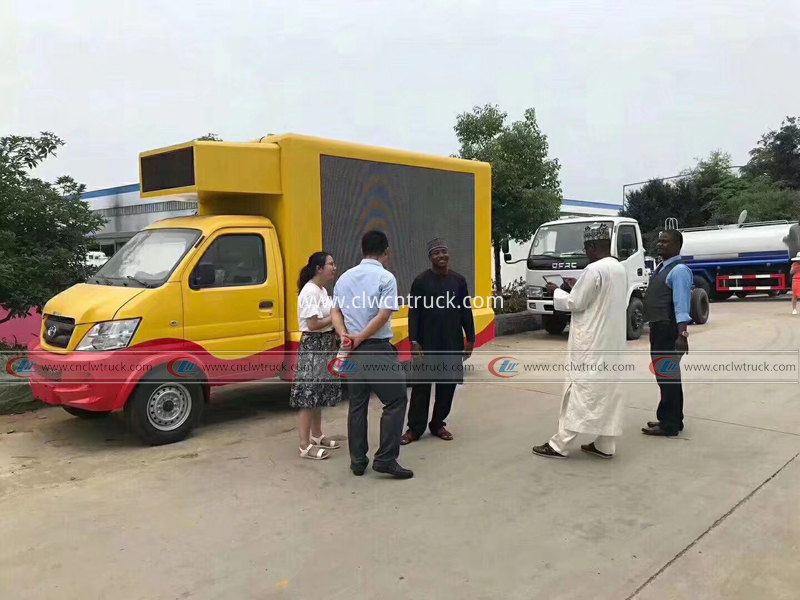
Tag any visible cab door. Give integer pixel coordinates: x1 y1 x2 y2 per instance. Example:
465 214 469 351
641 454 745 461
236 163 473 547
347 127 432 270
616 223 648 291
182 227 284 375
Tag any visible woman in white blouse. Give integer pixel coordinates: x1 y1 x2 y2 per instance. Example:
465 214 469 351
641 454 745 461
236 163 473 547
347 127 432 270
290 252 343 459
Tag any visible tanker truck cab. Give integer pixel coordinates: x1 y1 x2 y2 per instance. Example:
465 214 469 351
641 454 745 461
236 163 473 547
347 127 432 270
512 216 649 340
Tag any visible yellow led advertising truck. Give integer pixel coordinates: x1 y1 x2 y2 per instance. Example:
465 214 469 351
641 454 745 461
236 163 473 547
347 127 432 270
28 134 494 445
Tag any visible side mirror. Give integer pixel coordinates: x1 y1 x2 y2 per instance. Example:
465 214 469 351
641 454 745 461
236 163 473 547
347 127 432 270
191 263 216 288
501 240 510 254
504 253 512 262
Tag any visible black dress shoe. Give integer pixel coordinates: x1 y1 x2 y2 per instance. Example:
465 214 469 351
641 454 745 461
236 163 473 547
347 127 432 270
532 443 567 459
646 421 684 431
351 463 367 476
580 442 613 459
372 461 414 479
642 424 679 437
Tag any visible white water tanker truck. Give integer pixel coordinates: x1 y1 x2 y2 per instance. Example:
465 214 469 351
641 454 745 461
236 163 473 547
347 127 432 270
680 218 800 301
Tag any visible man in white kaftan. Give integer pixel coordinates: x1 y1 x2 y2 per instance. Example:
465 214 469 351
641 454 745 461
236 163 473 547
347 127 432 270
532 223 628 459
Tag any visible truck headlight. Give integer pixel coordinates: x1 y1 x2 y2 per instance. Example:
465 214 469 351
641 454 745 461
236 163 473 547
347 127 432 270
76 319 141 351
527 285 544 299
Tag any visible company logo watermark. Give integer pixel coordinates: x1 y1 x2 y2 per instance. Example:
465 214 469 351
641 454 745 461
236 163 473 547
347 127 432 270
5 357 36 378
4 350 797 386
649 357 681 379
327 357 358 378
166 358 201 378
488 356 520 378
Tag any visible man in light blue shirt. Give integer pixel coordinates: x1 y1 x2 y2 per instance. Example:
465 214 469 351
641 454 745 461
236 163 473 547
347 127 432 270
660 255 693 324
642 229 693 437
331 230 412 479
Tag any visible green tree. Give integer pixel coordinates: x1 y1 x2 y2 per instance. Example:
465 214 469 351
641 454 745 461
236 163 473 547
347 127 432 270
196 133 222 141
622 151 739 252
454 104 562 291
706 175 800 223
742 117 800 190
0 133 106 324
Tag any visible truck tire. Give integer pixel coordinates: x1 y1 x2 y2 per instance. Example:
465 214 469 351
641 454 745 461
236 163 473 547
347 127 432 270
125 374 204 446
626 297 645 340
693 276 711 298
62 406 111 419
735 291 747 299
543 314 568 335
690 288 710 325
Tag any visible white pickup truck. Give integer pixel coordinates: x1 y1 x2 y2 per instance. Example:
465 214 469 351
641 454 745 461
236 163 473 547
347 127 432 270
503 216 709 340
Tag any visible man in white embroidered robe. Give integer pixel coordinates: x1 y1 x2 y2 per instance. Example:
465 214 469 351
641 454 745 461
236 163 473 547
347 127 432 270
533 223 628 459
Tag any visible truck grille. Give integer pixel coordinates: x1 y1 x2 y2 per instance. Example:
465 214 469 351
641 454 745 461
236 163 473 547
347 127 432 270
43 315 75 349
34 365 62 381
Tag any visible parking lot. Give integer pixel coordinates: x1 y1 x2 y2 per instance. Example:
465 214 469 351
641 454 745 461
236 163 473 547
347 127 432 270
1 298 799 600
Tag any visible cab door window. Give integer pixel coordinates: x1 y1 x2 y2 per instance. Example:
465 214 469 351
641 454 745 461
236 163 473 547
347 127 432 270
190 234 266 289
616 225 638 260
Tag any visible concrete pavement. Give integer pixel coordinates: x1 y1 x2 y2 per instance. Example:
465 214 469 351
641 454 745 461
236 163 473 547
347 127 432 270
0 298 798 599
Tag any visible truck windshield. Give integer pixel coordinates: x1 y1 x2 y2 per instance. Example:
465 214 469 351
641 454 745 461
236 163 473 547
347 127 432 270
90 229 200 288
529 221 613 258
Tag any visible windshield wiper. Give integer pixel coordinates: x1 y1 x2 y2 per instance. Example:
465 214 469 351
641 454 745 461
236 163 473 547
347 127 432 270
91 275 113 285
125 275 153 288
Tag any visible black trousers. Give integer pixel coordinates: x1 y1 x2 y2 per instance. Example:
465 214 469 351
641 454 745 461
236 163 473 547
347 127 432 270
347 339 408 468
407 383 457 437
649 321 684 433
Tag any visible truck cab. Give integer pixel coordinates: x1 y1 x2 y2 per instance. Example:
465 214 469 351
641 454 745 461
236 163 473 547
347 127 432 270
515 216 649 339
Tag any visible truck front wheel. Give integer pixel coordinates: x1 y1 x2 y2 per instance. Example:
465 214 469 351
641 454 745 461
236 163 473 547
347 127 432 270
125 375 204 446
543 314 568 335
626 297 645 340
690 288 710 325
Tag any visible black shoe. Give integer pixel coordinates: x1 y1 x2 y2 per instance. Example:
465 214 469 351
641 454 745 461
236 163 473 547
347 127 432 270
642 424 679 437
372 461 414 479
532 443 567 459
351 463 367 476
646 421 684 432
580 442 613 459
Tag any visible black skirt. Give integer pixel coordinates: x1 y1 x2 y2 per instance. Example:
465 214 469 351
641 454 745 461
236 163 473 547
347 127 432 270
289 330 342 409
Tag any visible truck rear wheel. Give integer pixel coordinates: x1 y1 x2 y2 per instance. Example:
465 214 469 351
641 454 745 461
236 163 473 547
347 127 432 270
543 314 568 335
62 406 111 419
690 288 710 324
693 276 711 298
125 375 204 446
626 297 645 340
735 291 747 299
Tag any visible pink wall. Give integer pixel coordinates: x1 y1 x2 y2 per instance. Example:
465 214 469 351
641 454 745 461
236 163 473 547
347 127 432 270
0 309 42 348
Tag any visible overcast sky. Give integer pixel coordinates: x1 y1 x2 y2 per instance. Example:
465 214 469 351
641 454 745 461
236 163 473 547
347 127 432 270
3 0 799 204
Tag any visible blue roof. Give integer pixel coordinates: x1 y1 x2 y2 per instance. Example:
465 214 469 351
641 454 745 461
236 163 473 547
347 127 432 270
81 183 140 199
562 198 622 211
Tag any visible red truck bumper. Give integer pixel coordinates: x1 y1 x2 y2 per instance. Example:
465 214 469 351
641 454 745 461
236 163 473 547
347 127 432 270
26 343 139 412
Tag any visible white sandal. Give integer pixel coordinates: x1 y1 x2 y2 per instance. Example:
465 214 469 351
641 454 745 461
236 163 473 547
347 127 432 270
299 444 330 460
310 434 341 449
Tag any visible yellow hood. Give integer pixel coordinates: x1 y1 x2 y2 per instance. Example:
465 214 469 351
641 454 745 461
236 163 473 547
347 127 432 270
43 283 147 324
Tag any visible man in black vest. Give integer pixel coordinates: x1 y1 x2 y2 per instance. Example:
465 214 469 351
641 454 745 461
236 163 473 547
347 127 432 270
641 229 693 437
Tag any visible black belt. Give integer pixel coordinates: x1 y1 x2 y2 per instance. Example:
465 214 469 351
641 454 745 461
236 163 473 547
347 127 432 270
359 338 391 345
